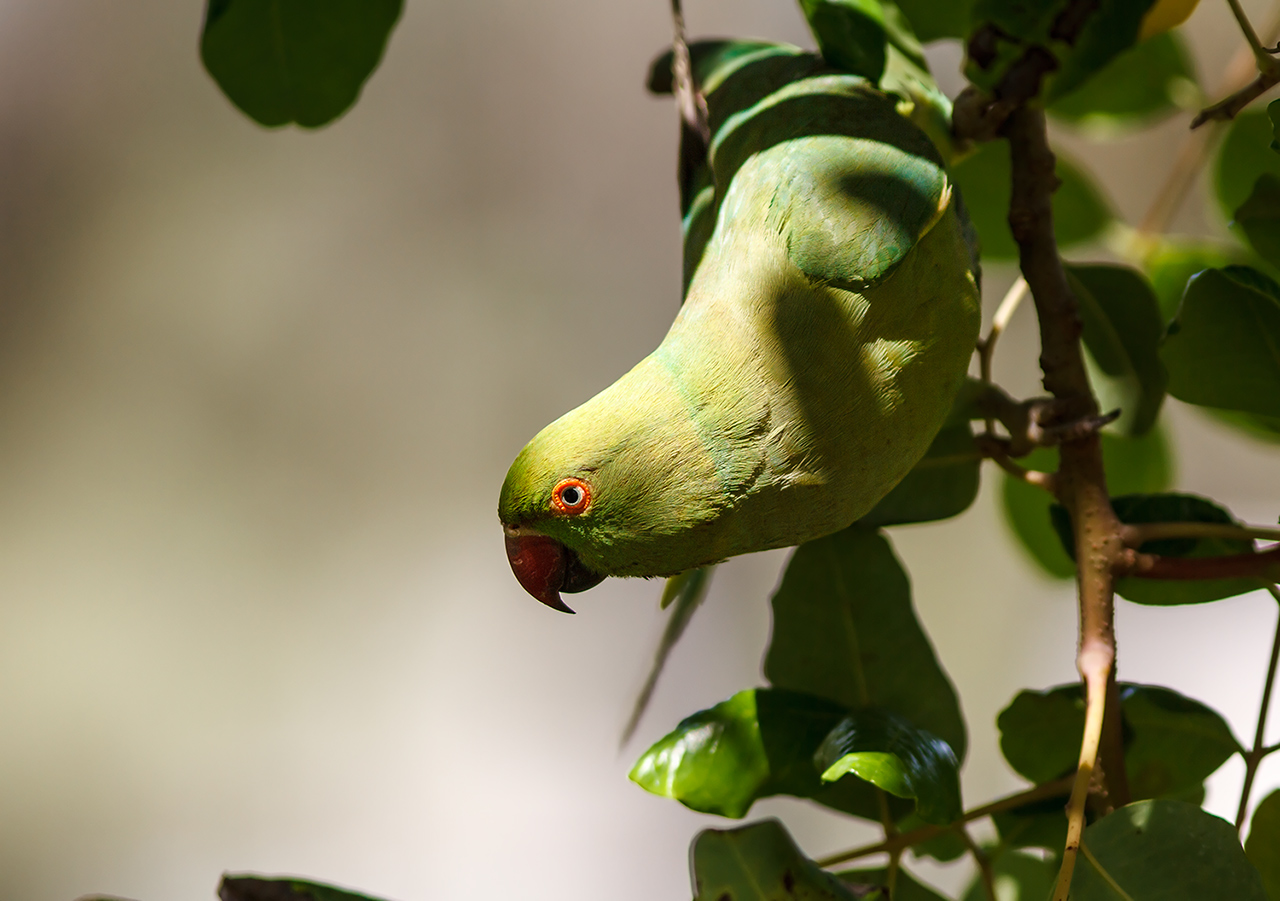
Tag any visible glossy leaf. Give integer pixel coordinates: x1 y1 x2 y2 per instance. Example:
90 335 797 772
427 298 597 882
960 850 1057 901
1050 31 1196 132
1245 789 1280 900
998 683 1239 798
799 0 889 82
891 0 974 42
1235 175 1280 270
1072 800 1267 899
219 876 388 901
201 0 403 128
816 710 962 824
951 140 1111 260
765 527 967 761
690 819 867 901
629 688 848 818
1143 239 1247 320
837 867 950 901
1216 110 1280 222
1068 263 1168 436
1000 427 1172 581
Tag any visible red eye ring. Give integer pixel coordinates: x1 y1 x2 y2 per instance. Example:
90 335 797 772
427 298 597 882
551 478 592 515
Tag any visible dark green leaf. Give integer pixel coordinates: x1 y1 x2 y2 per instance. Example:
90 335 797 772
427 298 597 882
815 710 963 824
690 819 868 901
1216 110 1280 222
765 527 967 761
993 796 1070 854
891 0 974 42
1068 263 1168 436
960 851 1057 901
629 688 848 818
837 867 950 900
1246 789 1280 900
1050 32 1197 132
1236 174 1280 271
621 566 715 745
1270 98 1280 154
898 811 969 861
1205 407 1280 445
219 876 388 901
201 0 403 128
951 140 1111 260
1143 239 1248 321
1072 800 1267 899
1000 428 1172 580
646 40 792 95
799 0 889 82
998 683 1240 796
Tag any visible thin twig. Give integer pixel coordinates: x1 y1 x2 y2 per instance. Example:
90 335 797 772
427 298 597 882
815 775 1075 868
979 277 1030 434
959 828 997 901
979 437 1058 492
1235 584 1280 833
1122 521 1280 546
1191 2 1280 127
1126 543 1280 581
1053 658 1111 901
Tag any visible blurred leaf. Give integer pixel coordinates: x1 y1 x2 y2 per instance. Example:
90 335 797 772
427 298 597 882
899 812 969 861
816 710 963 824
892 0 974 42
993 795 1070 853
1143 239 1247 321
1271 98 1280 153
961 851 1057 901
1246 789 1280 900
1163 267 1280 418
1000 427 1172 580
952 140 1111 260
998 683 1240 797
621 567 715 745
690 819 868 901
798 0 889 81
965 0 1158 105
219 876 388 901
629 687 850 818
1050 32 1196 132
1068 263 1168 436
859 421 980 526
837 867 950 900
1072 801 1267 899
1206 407 1280 444
201 0 403 128
1236 175 1280 270
1216 110 1280 222
765 527 967 762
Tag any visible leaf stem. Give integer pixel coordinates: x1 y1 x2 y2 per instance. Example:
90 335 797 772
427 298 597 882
814 775 1075 868
978 277 1029 435
1235 584 1280 833
1122 521 1280 546
1053 651 1112 901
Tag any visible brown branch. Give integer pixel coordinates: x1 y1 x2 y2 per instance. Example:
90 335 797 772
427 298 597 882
1124 544 1280 581
1121 522 1280 546
1236 586 1280 833
669 0 710 208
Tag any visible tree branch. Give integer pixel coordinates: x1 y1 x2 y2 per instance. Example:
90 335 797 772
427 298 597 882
1121 522 1280 546
1124 544 1280 581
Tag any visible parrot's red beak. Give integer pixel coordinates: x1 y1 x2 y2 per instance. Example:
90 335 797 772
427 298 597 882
504 530 604 613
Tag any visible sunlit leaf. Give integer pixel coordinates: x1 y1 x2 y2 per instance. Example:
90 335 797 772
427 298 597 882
951 140 1111 260
1072 801 1267 899
690 819 868 901
1216 110 1280 222
960 850 1057 901
201 0 403 128
816 709 963 824
765 527 967 761
219 875 389 901
1068 263 1168 436
1050 31 1196 132
1245 789 1280 900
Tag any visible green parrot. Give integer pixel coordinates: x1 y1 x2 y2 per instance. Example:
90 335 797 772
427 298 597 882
499 43 981 612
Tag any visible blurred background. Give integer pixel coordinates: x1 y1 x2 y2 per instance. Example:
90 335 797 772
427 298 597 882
0 1 1277 899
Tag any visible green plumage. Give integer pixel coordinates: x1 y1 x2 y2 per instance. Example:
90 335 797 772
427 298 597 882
499 46 980 581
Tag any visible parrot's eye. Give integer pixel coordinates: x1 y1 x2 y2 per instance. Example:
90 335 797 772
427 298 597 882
551 478 591 515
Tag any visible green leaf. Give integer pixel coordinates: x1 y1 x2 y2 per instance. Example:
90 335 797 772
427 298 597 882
1236 175 1280 271
1068 263 1168 436
798 0 889 82
1205 407 1280 445
1216 110 1280 222
1246 789 1280 900
837 867 950 900
992 795 1070 854
1072 800 1267 899
1049 31 1197 133
1142 239 1248 321
201 0 403 128
816 710 963 824
219 876 389 901
997 683 1240 796
1270 98 1280 154
951 139 1111 260
765 527 967 762
690 819 868 901
999 427 1172 580
891 0 974 42
859 387 982 526
629 688 849 818
961 851 1057 901
897 810 968 861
